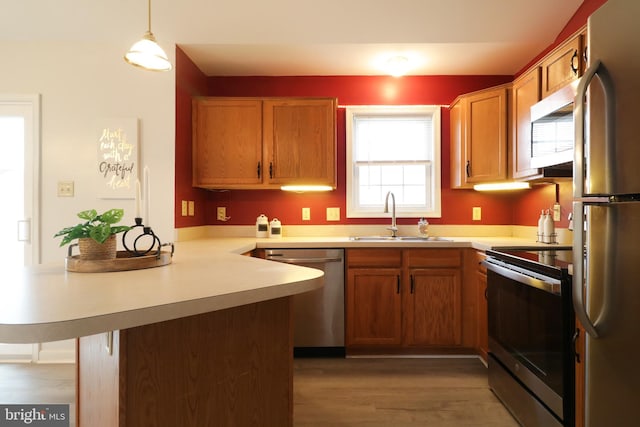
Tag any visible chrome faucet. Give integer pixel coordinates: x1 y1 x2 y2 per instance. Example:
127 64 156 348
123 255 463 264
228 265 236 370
384 191 398 237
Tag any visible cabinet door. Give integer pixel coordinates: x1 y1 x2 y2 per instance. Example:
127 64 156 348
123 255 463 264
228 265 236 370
192 98 263 187
404 268 462 347
511 67 542 180
263 98 336 188
346 268 402 347
541 34 583 97
449 99 472 189
465 87 508 183
476 268 488 361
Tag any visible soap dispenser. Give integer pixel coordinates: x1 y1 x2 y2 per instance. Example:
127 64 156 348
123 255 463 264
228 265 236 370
418 217 429 237
537 210 545 242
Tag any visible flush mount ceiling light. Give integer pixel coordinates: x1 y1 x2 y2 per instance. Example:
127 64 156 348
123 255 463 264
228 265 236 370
384 55 410 77
124 0 172 72
473 182 531 191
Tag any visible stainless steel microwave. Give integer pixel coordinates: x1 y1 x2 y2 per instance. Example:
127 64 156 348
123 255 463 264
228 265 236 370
530 81 579 169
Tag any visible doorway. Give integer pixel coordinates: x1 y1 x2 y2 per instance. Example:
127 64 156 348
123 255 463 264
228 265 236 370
0 94 40 361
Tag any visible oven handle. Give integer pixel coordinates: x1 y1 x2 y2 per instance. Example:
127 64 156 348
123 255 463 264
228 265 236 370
482 260 562 296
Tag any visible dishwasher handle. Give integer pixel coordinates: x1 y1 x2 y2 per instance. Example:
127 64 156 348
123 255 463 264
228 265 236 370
266 255 343 264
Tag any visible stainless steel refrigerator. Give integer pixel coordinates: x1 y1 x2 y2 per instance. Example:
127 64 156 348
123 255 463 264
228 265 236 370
573 0 640 426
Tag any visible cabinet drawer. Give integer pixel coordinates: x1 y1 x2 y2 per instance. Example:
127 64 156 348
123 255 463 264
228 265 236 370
347 249 402 268
404 249 462 268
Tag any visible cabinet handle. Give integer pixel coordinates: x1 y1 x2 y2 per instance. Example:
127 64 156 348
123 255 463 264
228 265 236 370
257 161 261 178
571 49 579 75
573 328 581 363
466 160 471 177
396 275 401 294
484 287 488 300
583 46 588 65
269 162 273 179
410 275 415 294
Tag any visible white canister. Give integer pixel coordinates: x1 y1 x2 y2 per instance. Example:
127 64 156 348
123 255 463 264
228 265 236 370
256 214 269 238
269 218 282 238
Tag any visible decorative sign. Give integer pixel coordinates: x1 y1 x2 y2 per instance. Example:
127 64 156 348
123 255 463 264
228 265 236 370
96 118 138 199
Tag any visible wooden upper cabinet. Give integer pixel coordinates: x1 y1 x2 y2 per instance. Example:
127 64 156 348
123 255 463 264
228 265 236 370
449 99 472 189
263 98 337 188
511 67 542 180
541 32 584 98
465 86 509 183
192 97 337 190
192 98 263 187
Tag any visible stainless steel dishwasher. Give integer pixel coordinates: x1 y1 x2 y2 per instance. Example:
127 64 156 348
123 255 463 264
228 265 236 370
264 248 344 356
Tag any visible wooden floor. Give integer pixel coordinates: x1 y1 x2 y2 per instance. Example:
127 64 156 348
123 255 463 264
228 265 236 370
0 357 518 427
0 362 76 426
294 357 519 427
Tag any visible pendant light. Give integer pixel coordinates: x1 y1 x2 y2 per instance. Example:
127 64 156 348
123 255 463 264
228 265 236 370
124 0 172 71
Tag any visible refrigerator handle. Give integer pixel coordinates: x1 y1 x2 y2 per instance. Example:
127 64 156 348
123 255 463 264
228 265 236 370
572 201 599 338
573 59 616 199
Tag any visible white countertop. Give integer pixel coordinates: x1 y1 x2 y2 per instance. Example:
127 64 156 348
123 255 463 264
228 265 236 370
0 239 324 344
0 235 566 344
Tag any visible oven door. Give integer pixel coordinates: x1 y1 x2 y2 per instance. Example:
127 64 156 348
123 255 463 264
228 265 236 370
485 261 565 420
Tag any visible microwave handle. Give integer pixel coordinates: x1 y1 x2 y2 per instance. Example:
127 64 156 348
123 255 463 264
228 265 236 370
573 59 615 200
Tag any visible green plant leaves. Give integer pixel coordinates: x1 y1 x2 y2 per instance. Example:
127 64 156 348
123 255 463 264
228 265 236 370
54 208 130 246
99 209 124 225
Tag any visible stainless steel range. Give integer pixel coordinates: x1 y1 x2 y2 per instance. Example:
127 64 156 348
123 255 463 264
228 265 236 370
483 248 574 427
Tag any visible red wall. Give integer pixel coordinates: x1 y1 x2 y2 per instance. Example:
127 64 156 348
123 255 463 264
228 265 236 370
196 75 523 227
174 0 605 229
175 47 210 227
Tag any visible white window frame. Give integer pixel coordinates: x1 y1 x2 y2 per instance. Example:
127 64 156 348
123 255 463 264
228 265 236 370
345 105 441 219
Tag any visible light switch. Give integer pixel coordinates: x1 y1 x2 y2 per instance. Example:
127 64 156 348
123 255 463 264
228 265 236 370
57 181 74 197
188 201 195 216
302 207 311 221
181 200 188 216
326 207 340 221
472 207 482 221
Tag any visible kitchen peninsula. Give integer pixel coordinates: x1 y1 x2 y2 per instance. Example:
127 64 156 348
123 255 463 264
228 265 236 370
0 239 324 426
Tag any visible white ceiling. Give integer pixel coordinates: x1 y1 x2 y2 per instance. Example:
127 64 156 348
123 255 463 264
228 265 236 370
1 0 584 76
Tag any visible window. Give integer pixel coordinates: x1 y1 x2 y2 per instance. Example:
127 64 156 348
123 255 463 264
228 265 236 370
346 105 441 218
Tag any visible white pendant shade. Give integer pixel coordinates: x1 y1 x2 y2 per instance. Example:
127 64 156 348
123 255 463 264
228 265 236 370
125 31 172 71
124 0 172 72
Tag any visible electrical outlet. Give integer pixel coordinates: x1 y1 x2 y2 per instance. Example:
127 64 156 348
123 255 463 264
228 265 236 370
217 206 226 221
188 201 195 216
326 207 340 221
553 203 561 222
472 207 482 221
302 207 311 221
57 181 74 197
181 200 188 216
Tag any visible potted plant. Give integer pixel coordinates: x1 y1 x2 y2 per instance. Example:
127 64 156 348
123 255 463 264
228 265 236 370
54 209 131 260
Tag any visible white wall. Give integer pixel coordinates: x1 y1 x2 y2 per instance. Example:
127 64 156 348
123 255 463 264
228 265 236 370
0 40 176 361
0 41 175 263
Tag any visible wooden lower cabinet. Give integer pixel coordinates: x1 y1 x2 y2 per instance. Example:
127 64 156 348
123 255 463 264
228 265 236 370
77 298 293 427
346 248 472 353
346 268 402 346
404 268 461 347
475 251 488 362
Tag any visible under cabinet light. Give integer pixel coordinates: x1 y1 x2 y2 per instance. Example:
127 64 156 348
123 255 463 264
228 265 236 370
473 182 531 191
281 185 334 192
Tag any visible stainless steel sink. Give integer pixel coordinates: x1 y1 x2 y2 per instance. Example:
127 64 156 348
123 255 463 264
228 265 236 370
349 236 452 242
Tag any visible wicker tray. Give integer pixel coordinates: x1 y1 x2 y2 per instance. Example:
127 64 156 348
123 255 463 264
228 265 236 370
66 247 173 273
